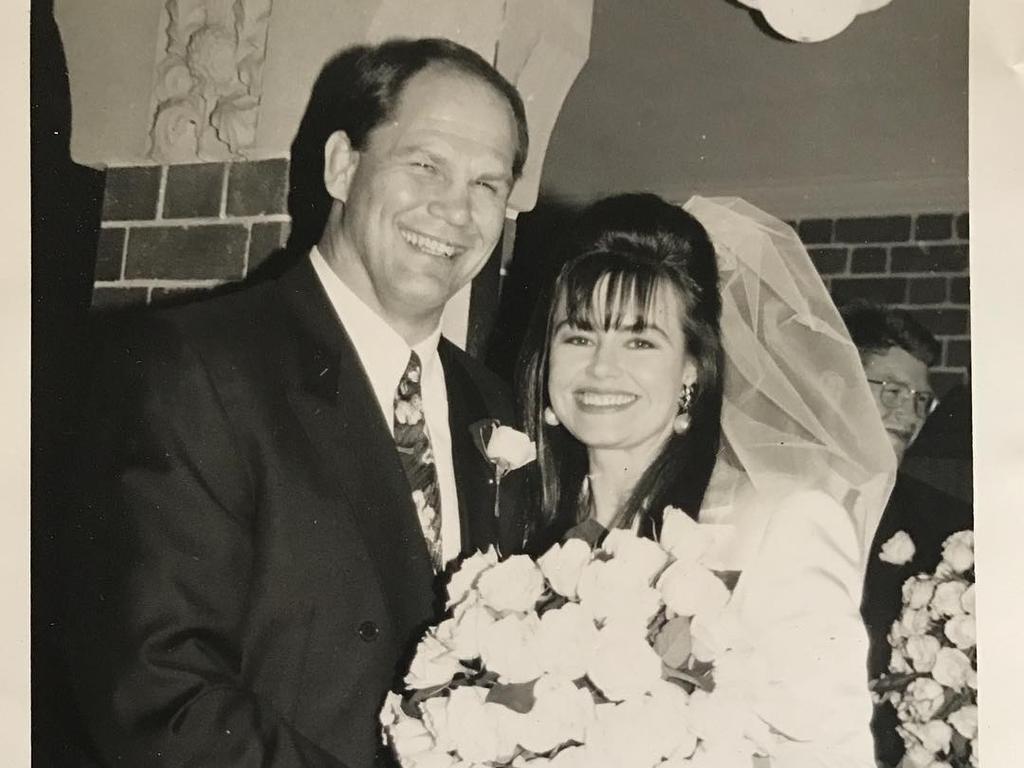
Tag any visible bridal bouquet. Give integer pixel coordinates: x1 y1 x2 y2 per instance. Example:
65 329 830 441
873 530 977 768
380 508 785 768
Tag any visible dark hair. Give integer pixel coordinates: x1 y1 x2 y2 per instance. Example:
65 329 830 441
839 299 940 367
517 193 724 544
288 37 529 253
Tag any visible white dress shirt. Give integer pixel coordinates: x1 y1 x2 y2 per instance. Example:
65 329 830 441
310 247 461 564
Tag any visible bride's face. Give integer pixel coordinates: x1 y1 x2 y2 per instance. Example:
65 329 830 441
547 279 696 457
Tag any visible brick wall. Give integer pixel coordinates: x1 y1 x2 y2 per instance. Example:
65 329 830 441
93 159 290 310
91 160 971 392
796 214 970 394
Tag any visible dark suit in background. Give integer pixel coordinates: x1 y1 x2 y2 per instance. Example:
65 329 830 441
64 258 525 767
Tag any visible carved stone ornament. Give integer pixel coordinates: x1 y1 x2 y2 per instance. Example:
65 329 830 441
150 0 273 162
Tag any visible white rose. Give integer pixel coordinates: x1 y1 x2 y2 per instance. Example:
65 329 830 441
442 687 514 764
904 719 953 755
646 684 699 760
930 581 968 618
970 736 979 767
387 715 435 760
948 704 978 739
478 613 544 684
402 753 459 768
405 632 464 689
446 599 498 660
931 647 972 690
880 530 916 565
943 614 976 650
485 426 536 473
941 530 974 573
534 603 601 681
894 607 932 640
477 555 546 613
418 696 456 753
514 674 596 754
583 700 664 768
905 634 942 673
659 506 733 566
538 539 592 599
889 644 912 674
961 583 976 614
446 547 499 608
546 746 588 768
658 561 730 618
902 677 946 721
601 528 670 584
576 558 663 631
690 609 742 663
585 624 663 702
902 743 938 768
903 576 938 610
684 688 755 758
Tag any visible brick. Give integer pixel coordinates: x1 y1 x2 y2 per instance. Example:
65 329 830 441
850 247 887 274
930 370 967 399
955 213 969 239
908 308 969 337
945 339 971 369
163 163 225 219
834 216 911 243
913 214 953 242
90 286 148 310
798 218 833 244
227 159 288 216
102 166 161 221
908 277 947 305
94 228 126 281
808 247 848 275
830 277 907 305
125 224 248 279
890 245 969 273
248 221 287 272
949 276 970 304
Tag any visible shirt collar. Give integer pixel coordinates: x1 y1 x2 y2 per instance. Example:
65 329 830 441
309 246 441 414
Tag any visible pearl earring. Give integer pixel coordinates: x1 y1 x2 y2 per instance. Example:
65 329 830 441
672 384 695 434
543 406 560 426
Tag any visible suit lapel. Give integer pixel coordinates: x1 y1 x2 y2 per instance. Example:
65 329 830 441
440 343 504 558
277 260 437 638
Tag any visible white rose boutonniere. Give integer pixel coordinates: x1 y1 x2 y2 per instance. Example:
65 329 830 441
471 420 536 527
880 530 916 565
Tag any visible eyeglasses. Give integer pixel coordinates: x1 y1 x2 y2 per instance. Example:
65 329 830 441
867 379 937 418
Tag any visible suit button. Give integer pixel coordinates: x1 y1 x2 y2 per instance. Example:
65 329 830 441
357 621 379 642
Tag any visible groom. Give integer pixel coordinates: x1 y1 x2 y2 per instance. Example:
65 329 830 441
64 39 528 768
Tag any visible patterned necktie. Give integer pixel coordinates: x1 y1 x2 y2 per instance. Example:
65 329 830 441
394 351 443 571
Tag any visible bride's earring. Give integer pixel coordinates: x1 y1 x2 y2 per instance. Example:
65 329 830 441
672 384 694 434
543 406 560 426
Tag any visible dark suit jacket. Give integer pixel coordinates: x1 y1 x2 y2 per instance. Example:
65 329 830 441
861 472 973 767
63 258 526 768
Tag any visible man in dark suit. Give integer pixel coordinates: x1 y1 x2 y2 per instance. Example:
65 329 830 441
64 38 529 768
841 300 974 767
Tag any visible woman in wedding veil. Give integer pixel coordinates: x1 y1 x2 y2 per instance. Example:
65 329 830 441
518 192 896 766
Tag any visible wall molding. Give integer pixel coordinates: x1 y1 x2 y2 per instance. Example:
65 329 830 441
149 0 273 163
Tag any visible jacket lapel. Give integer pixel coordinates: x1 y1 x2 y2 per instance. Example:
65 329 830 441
276 260 437 638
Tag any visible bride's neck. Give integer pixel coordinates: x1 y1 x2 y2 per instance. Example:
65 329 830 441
585 450 651 527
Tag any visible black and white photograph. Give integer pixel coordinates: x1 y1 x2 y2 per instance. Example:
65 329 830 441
23 0 1021 766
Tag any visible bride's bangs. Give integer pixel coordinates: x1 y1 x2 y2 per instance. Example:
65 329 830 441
560 256 663 332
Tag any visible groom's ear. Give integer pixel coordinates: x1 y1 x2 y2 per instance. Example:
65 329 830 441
324 130 360 203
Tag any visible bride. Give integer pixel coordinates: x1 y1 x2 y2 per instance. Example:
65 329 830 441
516 193 897 766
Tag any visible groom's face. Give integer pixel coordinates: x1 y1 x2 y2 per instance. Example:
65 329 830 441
324 66 518 335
